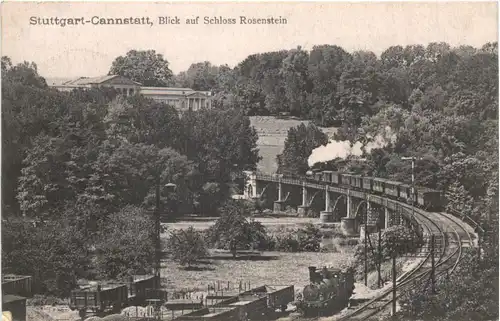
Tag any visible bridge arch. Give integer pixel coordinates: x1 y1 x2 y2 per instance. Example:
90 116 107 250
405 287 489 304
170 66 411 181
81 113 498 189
332 194 347 213
355 200 368 221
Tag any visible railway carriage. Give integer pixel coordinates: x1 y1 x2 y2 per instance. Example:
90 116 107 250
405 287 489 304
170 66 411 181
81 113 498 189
384 180 402 198
362 177 373 192
350 175 363 189
399 183 411 204
372 178 386 194
340 173 352 186
304 169 443 212
330 171 340 185
322 171 333 183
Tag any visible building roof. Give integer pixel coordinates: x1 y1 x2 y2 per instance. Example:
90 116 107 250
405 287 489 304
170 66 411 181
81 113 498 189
61 75 142 86
139 87 211 96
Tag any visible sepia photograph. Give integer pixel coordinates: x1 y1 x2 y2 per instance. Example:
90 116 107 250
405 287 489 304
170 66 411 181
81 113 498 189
1 2 498 321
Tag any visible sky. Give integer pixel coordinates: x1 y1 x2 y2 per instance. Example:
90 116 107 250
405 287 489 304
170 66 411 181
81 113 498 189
1 2 498 78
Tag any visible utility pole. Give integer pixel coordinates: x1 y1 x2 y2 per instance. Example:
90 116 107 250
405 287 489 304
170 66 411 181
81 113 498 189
401 157 416 222
155 182 161 288
364 197 369 287
430 234 436 294
391 250 397 316
153 182 176 320
377 229 382 288
477 228 482 265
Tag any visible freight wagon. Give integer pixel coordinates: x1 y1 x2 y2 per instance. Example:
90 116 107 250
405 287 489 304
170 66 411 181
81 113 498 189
2 275 32 298
176 285 294 321
416 188 443 211
69 275 158 317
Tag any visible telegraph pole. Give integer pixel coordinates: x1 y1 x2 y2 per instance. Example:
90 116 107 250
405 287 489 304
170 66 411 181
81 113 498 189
377 229 382 288
364 196 369 287
430 234 436 294
391 250 397 316
401 157 416 222
155 182 161 287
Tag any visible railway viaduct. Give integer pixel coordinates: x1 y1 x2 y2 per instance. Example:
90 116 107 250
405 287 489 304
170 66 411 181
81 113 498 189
244 172 436 236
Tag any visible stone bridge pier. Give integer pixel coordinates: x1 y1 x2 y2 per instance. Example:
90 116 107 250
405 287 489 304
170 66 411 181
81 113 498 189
297 182 325 217
273 180 301 212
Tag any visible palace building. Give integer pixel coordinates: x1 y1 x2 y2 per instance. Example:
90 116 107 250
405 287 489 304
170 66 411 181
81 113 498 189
48 75 213 111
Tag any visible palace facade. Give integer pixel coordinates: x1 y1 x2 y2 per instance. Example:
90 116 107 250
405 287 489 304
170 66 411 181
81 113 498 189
48 75 212 111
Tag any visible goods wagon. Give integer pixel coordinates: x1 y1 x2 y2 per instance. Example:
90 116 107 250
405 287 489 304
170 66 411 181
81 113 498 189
2 275 32 298
70 275 158 316
417 188 443 211
127 275 157 304
70 283 128 314
314 172 323 182
3 295 27 321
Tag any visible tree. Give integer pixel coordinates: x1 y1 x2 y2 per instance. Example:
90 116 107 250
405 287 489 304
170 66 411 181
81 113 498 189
105 95 183 149
89 141 196 217
207 200 268 257
109 50 173 86
277 123 328 175
180 109 260 214
168 227 208 267
94 206 155 279
2 216 89 296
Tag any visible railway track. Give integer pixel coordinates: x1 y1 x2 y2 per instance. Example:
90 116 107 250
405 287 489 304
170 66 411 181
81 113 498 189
335 210 474 321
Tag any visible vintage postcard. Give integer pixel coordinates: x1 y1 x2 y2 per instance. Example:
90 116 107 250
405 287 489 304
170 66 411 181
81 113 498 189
1 2 498 321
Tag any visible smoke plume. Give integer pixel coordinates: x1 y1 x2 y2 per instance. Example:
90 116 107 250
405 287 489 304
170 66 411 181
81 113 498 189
307 126 396 167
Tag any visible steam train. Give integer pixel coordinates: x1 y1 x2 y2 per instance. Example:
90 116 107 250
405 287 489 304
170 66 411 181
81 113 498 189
305 170 444 212
295 266 355 317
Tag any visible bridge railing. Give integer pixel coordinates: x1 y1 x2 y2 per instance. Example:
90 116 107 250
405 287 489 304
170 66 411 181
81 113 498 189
447 209 484 235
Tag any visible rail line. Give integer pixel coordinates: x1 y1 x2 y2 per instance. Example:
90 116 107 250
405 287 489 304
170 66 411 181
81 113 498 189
336 210 473 321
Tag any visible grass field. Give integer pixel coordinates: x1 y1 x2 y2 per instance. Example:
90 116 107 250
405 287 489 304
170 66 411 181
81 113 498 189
249 116 337 174
162 216 355 296
165 216 318 231
161 250 354 295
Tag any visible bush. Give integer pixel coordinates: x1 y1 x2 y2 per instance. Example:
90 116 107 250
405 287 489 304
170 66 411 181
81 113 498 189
207 200 271 256
270 224 322 252
168 227 208 267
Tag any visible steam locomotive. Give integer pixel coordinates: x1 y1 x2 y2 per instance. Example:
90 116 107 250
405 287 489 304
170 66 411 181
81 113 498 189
305 170 444 212
295 266 355 317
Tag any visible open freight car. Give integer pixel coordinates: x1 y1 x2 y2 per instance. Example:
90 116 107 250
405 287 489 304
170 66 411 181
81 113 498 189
2 275 32 298
70 275 157 317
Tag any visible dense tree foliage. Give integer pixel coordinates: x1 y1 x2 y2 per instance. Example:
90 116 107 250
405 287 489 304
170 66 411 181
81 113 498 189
109 50 173 86
277 123 328 175
1 57 260 296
